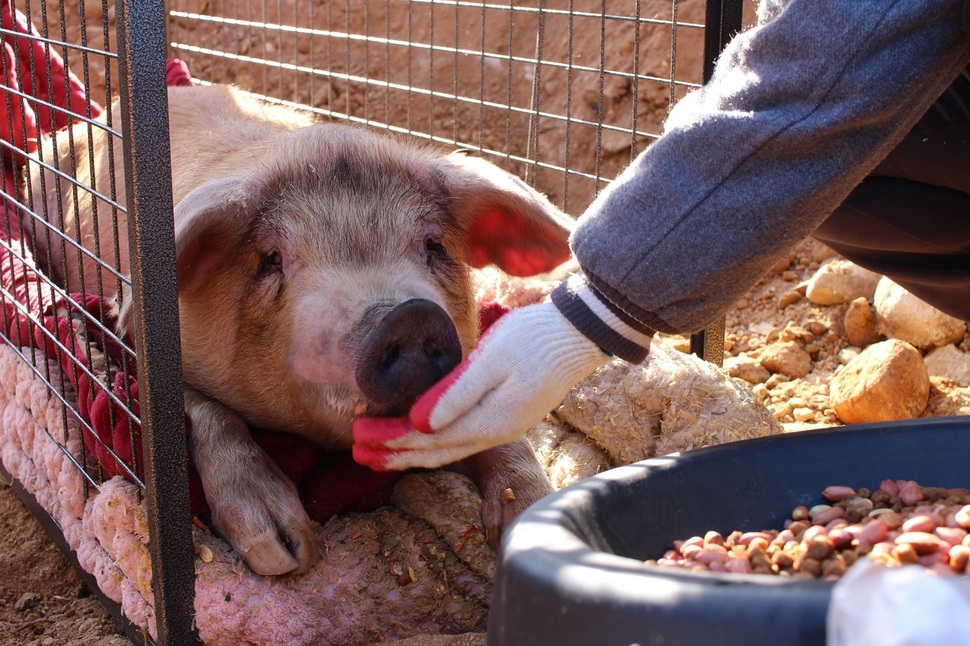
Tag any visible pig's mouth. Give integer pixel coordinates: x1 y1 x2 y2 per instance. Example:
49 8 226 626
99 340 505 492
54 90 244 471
308 384 369 422
353 298 462 417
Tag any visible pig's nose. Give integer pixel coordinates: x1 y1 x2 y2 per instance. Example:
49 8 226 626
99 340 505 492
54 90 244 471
355 298 462 415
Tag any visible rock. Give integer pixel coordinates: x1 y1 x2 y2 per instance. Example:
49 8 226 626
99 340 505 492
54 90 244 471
924 376 970 417
724 354 771 384
838 347 861 365
843 297 881 347
830 339 930 423
770 254 794 272
806 319 830 337
778 323 815 344
759 340 813 378
873 277 966 349
792 407 816 423
924 344 970 387
805 260 881 305
14 592 41 611
777 290 802 309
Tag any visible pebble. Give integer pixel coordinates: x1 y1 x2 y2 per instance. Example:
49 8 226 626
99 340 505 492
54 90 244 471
874 277 967 349
793 407 815 422
830 339 930 423
843 297 881 347
805 259 881 305
723 354 771 384
838 347 860 365
924 344 970 387
14 591 41 612
777 290 802 309
759 340 813 379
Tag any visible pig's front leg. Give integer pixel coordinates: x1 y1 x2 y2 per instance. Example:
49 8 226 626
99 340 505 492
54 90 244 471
461 438 553 551
184 386 320 575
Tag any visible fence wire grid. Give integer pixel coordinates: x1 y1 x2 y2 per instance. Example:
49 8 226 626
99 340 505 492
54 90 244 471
168 0 708 215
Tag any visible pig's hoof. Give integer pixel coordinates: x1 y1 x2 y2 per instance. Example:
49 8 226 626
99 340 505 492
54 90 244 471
243 536 300 576
481 476 553 552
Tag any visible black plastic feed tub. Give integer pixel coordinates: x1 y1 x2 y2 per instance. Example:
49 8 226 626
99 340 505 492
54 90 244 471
486 416 970 646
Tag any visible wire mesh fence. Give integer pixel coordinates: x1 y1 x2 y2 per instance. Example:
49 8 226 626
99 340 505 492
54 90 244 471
0 0 744 643
167 0 707 215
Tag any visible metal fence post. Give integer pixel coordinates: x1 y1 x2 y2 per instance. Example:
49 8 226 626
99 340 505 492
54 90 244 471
115 0 197 642
689 0 744 366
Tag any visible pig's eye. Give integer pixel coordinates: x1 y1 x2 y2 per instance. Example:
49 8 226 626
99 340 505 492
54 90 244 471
424 236 446 267
257 250 283 276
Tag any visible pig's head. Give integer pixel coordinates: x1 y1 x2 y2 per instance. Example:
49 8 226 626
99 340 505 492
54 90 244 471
135 124 572 447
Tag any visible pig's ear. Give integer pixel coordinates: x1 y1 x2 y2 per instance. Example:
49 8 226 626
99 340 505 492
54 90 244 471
173 175 254 295
436 153 574 276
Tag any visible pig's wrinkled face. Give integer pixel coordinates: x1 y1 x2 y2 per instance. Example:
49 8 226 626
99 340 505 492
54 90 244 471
177 128 478 448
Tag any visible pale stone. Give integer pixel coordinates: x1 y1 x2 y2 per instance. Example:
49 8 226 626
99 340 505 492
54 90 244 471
805 260 881 305
759 340 813 379
830 339 930 423
838 348 861 365
724 355 771 384
924 344 970 387
873 277 966 349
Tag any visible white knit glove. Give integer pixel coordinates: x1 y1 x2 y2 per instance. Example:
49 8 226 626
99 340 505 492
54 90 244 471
353 274 655 470
353 300 609 469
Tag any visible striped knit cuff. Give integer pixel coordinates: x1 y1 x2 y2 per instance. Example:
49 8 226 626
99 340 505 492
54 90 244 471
551 275 653 363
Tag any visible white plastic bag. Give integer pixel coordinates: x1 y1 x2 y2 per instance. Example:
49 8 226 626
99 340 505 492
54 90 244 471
828 559 970 645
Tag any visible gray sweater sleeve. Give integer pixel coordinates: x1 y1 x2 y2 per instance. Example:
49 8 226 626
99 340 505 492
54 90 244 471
565 0 970 338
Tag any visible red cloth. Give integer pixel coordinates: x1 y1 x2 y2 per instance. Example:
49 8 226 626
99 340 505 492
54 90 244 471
0 0 102 329
166 59 194 88
0 1 102 159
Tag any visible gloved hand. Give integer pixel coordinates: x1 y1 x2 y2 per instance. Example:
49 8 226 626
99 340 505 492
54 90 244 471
352 300 609 469
352 276 654 471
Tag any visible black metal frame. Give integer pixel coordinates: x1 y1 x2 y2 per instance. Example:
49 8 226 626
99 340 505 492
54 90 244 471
689 0 744 366
115 0 196 641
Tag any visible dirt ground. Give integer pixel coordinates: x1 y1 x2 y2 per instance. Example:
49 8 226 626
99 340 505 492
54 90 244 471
2 0 967 644
0 478 129 645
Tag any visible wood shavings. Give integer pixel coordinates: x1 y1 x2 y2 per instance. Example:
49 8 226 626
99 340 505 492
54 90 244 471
198 544 214 563
558 340 782 465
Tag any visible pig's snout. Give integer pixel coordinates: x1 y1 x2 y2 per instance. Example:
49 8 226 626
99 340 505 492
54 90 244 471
355 298 462 415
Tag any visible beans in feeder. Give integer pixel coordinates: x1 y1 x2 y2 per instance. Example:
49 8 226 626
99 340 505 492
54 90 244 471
645 480 970 579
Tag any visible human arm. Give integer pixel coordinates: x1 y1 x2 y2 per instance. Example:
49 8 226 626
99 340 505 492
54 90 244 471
573 0 970 335
354 0 970 471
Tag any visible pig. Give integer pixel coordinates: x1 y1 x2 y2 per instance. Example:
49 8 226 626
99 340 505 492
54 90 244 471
24 84 574 576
